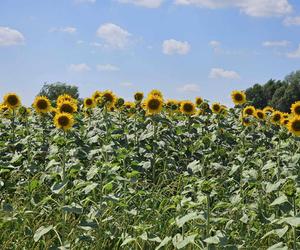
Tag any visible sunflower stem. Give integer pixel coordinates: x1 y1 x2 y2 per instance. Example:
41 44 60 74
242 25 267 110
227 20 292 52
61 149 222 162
152 118 157 183
61 130 67 243
293 195 297 250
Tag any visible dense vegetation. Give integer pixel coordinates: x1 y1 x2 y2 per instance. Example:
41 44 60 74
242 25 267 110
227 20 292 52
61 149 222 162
0 90 299 249
246 70 300 112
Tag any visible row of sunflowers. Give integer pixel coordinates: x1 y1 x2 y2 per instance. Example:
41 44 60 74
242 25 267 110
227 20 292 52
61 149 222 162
1 89 300 136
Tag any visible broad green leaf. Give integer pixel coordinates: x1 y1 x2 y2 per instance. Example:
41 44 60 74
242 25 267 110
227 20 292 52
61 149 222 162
270 195 288 206
83 183 98 194
176 212 204 228
267 242 288 250
51 181 68 194
33 225 53 242
204 235 220 244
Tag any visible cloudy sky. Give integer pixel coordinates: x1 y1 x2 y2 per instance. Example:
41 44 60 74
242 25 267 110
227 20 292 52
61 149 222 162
1 0 300 105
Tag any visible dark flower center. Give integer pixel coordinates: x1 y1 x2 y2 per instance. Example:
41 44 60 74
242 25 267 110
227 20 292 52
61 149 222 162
37 99 48 110
183 103 193 112
234 93 243 101
148 99 160 110
7 95 19 106
292 120 300 131
58 116 70 127
60 104 74 113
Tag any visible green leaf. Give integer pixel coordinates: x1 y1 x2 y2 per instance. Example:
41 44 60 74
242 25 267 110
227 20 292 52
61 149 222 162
204 235 220 244
267 242 288 250
155 236 171 250
283 217 300 227
33 225 53 242
174 234 197 249
176 212 204 228
270 195 288 206
51 181 68 194
83 183 98 194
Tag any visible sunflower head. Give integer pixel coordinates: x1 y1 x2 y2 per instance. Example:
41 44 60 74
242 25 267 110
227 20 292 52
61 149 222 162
57 100 77 114
263 106 274 115
33 96 52 114
54 112 74 131
212 103 222 114
271 111 283 125
0 104 11 117
166 99 179 111
84 97 95 109
92 91 102 101
57 94 77 105
3 93 21 110
148 89 163 99
101 90 116 108
115 97 125 109
291 101 300 116
281 118 290 126
255 109 265 120
18 106 31 117
288 116 300 136
134 92 144 102
143 95 163 115
243 106 255 116
201 102 210 111
231 90 246 105
180 101 196 115
241 116 251 126
195 97 203 106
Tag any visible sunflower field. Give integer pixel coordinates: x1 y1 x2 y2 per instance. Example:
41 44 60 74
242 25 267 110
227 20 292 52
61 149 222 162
0 90 300 249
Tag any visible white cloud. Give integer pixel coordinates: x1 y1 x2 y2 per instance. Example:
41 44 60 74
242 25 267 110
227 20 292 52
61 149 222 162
96 23 131 49
262 40 290 47
162 39 191 55
209 40 221 53
50 27 77 34
68 63 91 73
97 64 120 71
0 27 25 46
283 16 300 26
120 82 133 87
74 0 96 3
209 68 240 79
177 84 200 93
287 45 300 58
174 0 293 17
118 0 164 8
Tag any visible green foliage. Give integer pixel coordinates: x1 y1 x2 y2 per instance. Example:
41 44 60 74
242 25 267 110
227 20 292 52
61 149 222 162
0 104 300 249
38 82 79 102
246 70 300 112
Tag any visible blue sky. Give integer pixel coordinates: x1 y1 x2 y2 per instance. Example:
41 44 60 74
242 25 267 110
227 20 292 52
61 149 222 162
1 0 300 105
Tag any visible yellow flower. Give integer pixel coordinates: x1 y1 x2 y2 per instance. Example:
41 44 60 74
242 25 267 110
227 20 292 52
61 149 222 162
166 99 179 111
83 97 95 109
54 112 74 131
92 91 102 102
148 89 163 99
263 106 274 115
0 104 11 117
33 96 52 114
101 90 116 108
291 101 300 116
241 116 251 126
281 118 290 126
143 95 163 115
57 100 77 114
18 106 31 117
243 106 255 116
211 103 222 114
255 109 265 120
3 93 21 110
134 92 144 102
270 111 283 125
231 90 246 105
195 97 203 106
57 94 77 105
288 116 300 136
180 101 196 115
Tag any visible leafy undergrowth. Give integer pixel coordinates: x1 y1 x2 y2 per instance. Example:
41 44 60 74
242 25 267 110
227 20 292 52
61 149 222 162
1 106 299 249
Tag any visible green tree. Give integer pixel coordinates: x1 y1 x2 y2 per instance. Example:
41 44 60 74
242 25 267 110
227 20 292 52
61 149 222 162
38 82 79 103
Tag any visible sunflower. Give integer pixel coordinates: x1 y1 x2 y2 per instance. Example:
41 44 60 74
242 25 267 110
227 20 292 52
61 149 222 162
263 106 274 115
57 100 77 114
3 93 21 110
243 106 255 116
166 99 179 111
101 90 116 108
134 92 144 102
270 111 283 125
180 101 196 115
54 112 74 131
255 109 265 120
211 103 222 114
143 95 163 115
197 109 204 116
231 90 246 105
33 96 52 114
288 116 300 136
115 98 125 109
241 116 251 126
148 89 163 99
0 104 10 117
281 118 290 126
201 102 210 111
18 106 31 117
83 97 95 109
92 91 102 102
291 101 300 116
195 97 203 106
57 94 77 105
